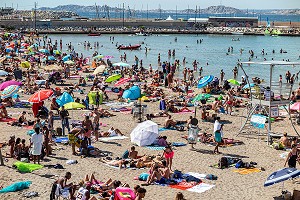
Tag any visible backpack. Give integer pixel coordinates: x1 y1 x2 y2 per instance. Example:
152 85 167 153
218 157 228 168
235 160 244 168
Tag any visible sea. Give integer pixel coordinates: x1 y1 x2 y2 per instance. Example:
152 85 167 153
48 33 300 90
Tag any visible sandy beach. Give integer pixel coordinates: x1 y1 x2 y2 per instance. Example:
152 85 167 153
0 31 299 200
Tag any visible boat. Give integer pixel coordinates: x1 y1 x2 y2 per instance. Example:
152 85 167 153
117 44 141 50
135 32 149 36
231 32 244 35
88 33 101 36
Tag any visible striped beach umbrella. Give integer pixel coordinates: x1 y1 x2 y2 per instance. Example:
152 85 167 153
264 168 300 187
1 85 20 99
0 80 22 90
197 75 214 89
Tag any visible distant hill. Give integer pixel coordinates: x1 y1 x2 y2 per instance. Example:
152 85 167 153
38 4 300 16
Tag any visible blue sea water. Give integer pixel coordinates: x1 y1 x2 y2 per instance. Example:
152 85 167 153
48 33 300 83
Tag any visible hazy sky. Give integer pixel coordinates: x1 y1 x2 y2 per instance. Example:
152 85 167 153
1 0 299 10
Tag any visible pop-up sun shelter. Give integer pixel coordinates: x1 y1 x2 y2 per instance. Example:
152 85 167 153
130 120 159 146
122 86 141 100
88 91 103 105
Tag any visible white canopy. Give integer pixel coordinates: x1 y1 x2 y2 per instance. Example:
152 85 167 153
130 120 159 146
166 16 174 21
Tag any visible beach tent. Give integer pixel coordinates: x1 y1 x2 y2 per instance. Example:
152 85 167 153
88 91 103 105
56 92 74 107
130 120 159 146
166 16 174 21
122 86 141 100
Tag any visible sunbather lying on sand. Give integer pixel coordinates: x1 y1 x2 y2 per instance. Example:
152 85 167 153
100 158 129 169
101 127 124 137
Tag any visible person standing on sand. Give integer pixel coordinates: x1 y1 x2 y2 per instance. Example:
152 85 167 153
92 109 100 141
82 115 93 146
183 67 187 81
220 69 225 83
213 117 224 154
60 106 70 136
284 144 300 168
30 127 43 164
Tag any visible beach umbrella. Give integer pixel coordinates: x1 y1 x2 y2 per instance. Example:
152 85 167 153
197 75 214 89
93 54 104 60
21 61 31 68
264 168 300 187
62 55 71 62
290 102 300 111
56 92 74 107
93 65 106 75
64 60 75 65
47 56 56 61
1 85 20 99
21 43 29 47
114 77 131 86
191 93 211 103
53 50 61 55
242 83 255 90
0 80 22 90
227 79 240 86
112 62 130 67
39 49 49 54
28 89 53 103
60 102 85 110
105 74 122 83
0 70 8 76
0 57 6 63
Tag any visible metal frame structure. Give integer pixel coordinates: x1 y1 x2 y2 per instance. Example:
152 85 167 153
237 61 300 144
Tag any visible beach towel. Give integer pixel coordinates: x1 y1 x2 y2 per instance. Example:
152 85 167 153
186 183 215 193
169 181 197 190
233 168 261 175
0 181 32 193
0 118 16 122
99 136 128 142
172 142 186 147
13 161 43 173
146 146 166 150
158 127 177 132
55 137 69 143
174 110 195 114
185 172 207 180
104 163 144 170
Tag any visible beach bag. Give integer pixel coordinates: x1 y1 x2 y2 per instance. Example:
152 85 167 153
206 174 218 180
218 157 228 168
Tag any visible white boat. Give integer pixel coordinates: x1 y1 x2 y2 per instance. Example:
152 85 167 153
135 32 148 36
231 32 244 35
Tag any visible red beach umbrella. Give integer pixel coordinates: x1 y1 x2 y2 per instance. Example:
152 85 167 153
28 89 54 103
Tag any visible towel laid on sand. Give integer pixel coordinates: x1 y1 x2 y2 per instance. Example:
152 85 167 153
13 161 43 173
186 183 215 193
0 181 32 193
99 136 128 142
233 168 261 175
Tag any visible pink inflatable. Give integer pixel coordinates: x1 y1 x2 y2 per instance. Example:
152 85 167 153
114 187 136 200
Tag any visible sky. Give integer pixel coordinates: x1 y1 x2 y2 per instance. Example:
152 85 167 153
0 0 299 10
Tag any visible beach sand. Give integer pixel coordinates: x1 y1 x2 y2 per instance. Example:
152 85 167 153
0 79 299 200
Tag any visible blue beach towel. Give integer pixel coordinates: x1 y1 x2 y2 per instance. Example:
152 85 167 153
55 137 69 143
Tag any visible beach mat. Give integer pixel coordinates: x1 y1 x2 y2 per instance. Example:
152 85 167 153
186 183 215 193
172 142 186 147
0 118 16 122
99 136 128 142
104 163 144 170
146 146 165 150
55 137 69 143
233 168 261 175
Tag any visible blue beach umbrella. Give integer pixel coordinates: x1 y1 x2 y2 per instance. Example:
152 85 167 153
1 85 20 99
242 83 255 90
264 168 300 187
197 75 214 89
0 70 8 76
39 49 49 54
62 55 71 62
